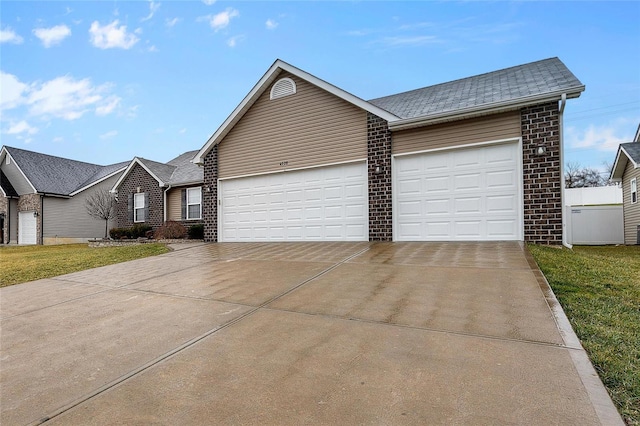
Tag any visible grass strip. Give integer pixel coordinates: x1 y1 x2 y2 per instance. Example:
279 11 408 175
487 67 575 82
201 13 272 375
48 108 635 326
0 243 170 287
528 244 639 425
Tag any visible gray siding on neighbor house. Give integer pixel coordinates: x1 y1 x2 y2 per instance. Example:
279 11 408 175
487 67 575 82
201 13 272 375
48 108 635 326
218 72 367 179
392 111 521 155
622 160 640 244
0 159 34 195
43 174 120 241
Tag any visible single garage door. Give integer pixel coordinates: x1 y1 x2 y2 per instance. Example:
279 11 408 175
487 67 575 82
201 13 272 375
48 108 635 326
394 142 522 241
18 211 37 245
220 162 368 241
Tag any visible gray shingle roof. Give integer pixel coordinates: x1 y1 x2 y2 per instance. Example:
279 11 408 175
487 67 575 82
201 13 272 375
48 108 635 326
4 146 126 196
166 150 202 186
137 158 177 185
368 57 584 120
621 142 640 164
119 151 203 189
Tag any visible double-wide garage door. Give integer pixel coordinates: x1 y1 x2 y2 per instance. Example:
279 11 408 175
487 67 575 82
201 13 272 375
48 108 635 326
394 142 522 241
220 162 368 241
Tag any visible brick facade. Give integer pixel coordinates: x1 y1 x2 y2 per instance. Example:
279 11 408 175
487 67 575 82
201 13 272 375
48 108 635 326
521 101 563 244
203 146 218 242
18 193 42 244
367 113 393 241
115 163 164 230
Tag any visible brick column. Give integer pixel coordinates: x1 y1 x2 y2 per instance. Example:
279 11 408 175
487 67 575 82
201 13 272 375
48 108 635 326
367 113 392 241
521 101 563 245
203 146 218 242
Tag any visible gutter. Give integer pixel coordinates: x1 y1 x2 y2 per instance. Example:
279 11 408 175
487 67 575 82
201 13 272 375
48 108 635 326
388 87 585 131
558 93 573 249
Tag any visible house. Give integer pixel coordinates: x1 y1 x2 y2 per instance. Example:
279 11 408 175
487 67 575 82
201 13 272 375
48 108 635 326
193 57 585 244
610 123 640 244
0 146 127 245
111 150 204 231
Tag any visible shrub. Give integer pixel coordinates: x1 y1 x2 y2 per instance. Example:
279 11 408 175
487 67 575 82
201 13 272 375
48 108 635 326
109 225 153 240
130 224 153 239
188 224 204 240
154 221 187 239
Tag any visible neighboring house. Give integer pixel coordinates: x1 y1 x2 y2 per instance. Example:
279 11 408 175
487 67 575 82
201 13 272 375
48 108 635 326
111 150 204 231
610 123 640 244
193 57 585 244
0 146 127 245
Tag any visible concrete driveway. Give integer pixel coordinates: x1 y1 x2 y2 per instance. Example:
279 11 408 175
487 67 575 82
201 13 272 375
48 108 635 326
0 242 622 425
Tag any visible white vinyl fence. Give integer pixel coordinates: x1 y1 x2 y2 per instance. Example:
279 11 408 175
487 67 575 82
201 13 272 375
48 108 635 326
565 205 624 245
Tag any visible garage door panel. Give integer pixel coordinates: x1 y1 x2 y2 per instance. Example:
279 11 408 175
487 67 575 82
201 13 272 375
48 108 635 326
18 211 37 245
221 162 367 241
395 142 521 241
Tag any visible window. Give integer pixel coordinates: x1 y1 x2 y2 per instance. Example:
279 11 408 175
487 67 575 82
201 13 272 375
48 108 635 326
134 193 145 222
186 187 202 220
632 178 637 204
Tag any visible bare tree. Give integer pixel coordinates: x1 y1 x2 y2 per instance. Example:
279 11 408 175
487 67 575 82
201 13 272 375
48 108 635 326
85 189 116 238
565 162 610 188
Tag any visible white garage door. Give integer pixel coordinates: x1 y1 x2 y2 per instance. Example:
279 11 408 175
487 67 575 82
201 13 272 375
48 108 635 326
19 211 37 245
220 162 368 241
394 142 522 241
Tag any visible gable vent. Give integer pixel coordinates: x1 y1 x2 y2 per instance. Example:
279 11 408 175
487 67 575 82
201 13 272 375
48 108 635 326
270 78 296 100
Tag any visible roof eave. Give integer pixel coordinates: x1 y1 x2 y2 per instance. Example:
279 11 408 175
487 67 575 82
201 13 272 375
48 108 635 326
111 158 166 192
611 146 638 180
193 59 399 165
0 147 38 194
69 166 127 196
388 87 585 132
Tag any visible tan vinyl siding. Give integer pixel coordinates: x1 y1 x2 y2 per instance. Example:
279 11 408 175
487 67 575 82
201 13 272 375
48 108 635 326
42 175 120 241
218 72 367 179
622 161 640 244
393 111 521 155
167 187 182 221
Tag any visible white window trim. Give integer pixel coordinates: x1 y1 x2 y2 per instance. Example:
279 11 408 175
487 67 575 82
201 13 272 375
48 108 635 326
631 177 637 204
134 193 145 223
186 187 202 220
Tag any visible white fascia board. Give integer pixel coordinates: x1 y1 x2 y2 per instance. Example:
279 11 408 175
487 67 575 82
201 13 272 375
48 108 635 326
69 166 127 196
610 146 636 182
0 147 37 194
193 59 399 164
110 158 165 191
388 86 585 131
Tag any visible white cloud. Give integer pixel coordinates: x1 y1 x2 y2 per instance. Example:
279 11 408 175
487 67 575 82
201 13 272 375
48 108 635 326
199 8 239 32
566 122 635 153
95 96 121 116
141 1 160 22
378 35 442 47
33 25 72 47
148 44 158 52
99 130 118 140
27 75 120 120
0 27 23 44
89 20 139 49
52 136 64 143
0 71 28 111
226 35 244 47
166 17 181 27
179 128 186 134
265 19 278 30
4 120 38 135
202 0 216 5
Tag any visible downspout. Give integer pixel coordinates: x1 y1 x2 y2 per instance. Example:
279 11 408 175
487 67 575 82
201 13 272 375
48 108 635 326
7 197 10 244
559 93 572 249
40 194 44 245
163 185 172 223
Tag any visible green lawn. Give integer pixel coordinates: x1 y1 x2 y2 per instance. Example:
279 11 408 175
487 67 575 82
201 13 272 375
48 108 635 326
528 244 640 426
0 243 170 287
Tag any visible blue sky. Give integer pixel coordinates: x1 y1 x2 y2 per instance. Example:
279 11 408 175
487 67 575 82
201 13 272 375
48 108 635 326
1 1 639 178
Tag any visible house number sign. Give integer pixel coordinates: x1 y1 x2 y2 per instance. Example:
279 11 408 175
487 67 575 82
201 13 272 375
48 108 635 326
279 161 289 166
